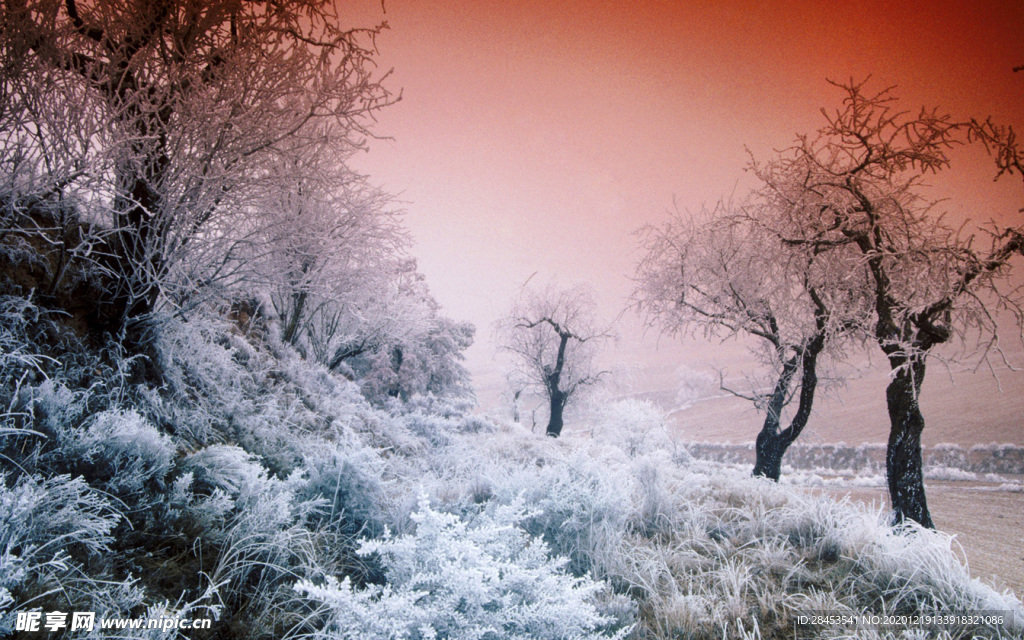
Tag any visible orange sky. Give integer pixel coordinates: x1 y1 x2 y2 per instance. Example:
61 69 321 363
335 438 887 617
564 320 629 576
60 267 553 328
346 0 1024 400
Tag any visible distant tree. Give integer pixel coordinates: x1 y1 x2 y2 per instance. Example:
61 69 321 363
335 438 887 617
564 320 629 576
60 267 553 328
635 203 868 480
497 283 613 437
230 165 407 364
347 265 475 406
0 0 393 348
748 81 1024 527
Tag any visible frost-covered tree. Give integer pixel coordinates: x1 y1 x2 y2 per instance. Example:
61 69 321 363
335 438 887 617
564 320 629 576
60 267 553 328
229 163 406 362
748 81 1024 527
0 0 392 348
635 203 868 480
335 262 474 406
497 283 613 437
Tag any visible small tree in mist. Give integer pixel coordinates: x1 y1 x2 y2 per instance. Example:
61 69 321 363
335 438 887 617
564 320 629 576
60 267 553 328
241 171 405 356
635 203 868 480
748 81 1024 527
349 267 475 406
497 283 613 437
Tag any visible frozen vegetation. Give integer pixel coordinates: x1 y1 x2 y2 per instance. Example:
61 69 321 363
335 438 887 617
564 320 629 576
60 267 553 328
2 2 1023 637
682 442 1024 488
1 299 1022 639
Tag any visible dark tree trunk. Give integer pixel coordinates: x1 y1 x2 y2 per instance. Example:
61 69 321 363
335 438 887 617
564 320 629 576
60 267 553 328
753 354 798 480
753 428 789 481
753 335 823 481
512 389 522 423
282 289 308 346
387 345 404 398
885 354 934 528
282 261 315 346
546 389 567 437
543 331 572 437
102 136 170 354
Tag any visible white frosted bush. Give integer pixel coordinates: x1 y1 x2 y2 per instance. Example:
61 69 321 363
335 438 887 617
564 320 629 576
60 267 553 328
515 454 633 577
158 315 251 403
177 445 324 544
17 379 87 438
398 410 457 447
161 446 335 635
182 445 265 496
0 473 145 634
298 442 388 536
591 398 676 459
401 393 477 419
294 497 633 640
64 410 175 500
0 296 53 384
153 314 254 443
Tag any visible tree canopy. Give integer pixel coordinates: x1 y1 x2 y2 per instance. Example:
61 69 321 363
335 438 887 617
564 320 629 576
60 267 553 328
1 0 394 345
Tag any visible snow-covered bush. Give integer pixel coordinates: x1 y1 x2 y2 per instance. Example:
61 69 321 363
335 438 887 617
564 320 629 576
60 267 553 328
294 497 633 640
152 444 344 637
0 297 54 399
14 378 87 438
0 474 144 634
60 410 175 502
297 442 388 537
590 398 676 459
398 410 457 447
151 314 262 445
181 445 266 498
506 453 633 578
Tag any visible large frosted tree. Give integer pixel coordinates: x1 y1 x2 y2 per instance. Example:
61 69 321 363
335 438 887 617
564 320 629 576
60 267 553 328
748 82 1024 527
0 0 392 347
636 203 868 480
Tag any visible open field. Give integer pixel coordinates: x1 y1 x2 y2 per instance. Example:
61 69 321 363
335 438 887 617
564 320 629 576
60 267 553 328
666 362 1024 447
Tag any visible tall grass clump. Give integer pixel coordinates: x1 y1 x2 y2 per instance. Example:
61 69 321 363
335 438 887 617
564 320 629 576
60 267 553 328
0 473 148 634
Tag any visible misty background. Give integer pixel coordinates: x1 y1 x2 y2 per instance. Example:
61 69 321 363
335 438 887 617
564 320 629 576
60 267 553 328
347 0 1024 436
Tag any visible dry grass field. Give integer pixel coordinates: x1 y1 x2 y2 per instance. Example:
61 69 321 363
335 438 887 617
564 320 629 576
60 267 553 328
829 482 1024 599
658 347 1024 602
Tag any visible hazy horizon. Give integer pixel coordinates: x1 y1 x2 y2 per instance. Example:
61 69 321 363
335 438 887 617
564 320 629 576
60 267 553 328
347 0 1024 438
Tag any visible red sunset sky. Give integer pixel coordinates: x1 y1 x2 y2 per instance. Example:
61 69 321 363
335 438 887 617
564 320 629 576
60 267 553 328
346 0 1024 401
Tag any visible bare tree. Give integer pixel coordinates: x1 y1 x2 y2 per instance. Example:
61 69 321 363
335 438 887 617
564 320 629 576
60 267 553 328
497 283 613 437
748 81 1024 527
636 203 868 479
1 0 393 348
